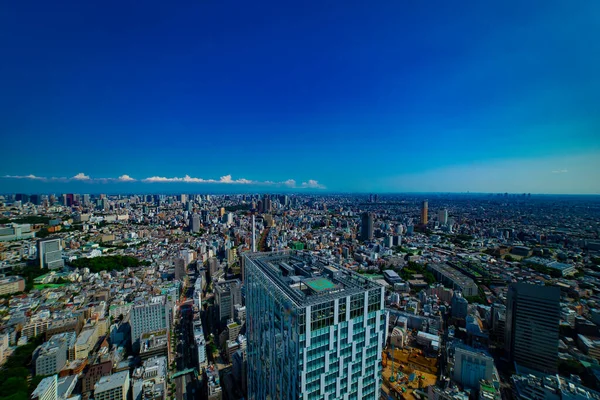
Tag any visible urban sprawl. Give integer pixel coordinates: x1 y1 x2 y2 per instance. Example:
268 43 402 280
1 192 600 400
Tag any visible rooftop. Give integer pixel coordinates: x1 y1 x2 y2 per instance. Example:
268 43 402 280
245 251 381 307
32 375 57 398
95 371 129 393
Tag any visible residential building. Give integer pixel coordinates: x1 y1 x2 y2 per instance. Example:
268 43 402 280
0 275 25 295
421 200 428 225
245 251 386 400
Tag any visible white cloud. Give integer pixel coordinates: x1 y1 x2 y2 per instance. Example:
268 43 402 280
142 176 181 183
301 180 326 189
2 172 326 188
3 174 46 180
72 172 90 181
118 174 136 182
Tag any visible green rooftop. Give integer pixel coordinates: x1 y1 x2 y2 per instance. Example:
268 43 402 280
305 277 336 292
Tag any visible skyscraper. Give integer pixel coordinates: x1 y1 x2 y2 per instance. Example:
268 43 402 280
360 212 374 241
438 208 448 226
245 251 386 400
421 200 428 225
505 283 560 374
190 214 201 233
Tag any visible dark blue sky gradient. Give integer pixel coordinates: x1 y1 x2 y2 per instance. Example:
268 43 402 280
1 1 599 193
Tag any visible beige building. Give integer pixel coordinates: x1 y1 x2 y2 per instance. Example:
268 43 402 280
94 371 130 400
74 325 99 360
0 275 25 295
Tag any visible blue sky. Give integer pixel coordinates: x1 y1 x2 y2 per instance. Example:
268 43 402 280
1 1 599 194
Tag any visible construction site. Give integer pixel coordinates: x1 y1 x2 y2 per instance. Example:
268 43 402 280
381 347 439 400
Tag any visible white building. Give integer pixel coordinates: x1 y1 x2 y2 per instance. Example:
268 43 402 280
32 375 58 400
130 296 169 352
38 238 64 269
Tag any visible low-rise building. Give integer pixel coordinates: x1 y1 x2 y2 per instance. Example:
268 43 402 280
0 275 25 295
94 371 130 400
31 375 58 400
35 332 77 376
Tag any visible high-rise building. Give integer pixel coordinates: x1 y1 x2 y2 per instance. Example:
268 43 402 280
421 200 428 225
83 194 91 206
438 209 448 226
452 344 497 389
505 283 560 374
451 291 469 319
194 320 208 371
214 279 242 325
130 297 170 352
245 251 386 400
360 212 374 241
38 238 64 270
190 214 201 233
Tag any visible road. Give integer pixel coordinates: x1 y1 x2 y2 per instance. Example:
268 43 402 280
174 301 198 400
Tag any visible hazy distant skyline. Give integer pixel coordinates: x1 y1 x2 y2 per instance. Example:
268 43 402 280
2 1 599 194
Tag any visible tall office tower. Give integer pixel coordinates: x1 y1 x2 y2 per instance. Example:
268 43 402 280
190 214 201 233
130 296 170 352
180 194 188 203
214 279 243 325
257 200 264 214
66 194 74 207
29 194 40 205
505 283 560 374
38 238 64 270
83 194 91 206
187 201 194 212
421 200 428 225
173 258 186 281
438 209 448 226
360 212 374 241
201 209 210 223
245 252 386 400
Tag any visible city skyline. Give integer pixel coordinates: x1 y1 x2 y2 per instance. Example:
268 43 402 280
2 1 600 194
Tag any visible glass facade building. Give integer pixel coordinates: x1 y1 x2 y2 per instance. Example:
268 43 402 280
245 251 386 400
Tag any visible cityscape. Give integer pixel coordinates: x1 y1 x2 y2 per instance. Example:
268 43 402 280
0 193 599 400
2 1 600 400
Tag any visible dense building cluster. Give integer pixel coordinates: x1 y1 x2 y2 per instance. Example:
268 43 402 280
0 192 599 400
